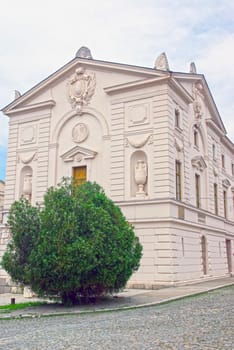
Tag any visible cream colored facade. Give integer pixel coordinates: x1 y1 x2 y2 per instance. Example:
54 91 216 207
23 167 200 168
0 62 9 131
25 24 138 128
0 181 4 223
0 48 234 289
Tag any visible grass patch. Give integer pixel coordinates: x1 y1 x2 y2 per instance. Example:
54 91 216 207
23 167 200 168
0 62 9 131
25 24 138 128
0 301 46 312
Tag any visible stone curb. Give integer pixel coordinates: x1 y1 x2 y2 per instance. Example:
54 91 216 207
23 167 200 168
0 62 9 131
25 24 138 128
0 281 233 320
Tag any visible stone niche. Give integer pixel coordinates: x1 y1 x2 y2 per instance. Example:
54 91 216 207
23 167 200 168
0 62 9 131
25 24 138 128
130 150 148 198
19 166 33 202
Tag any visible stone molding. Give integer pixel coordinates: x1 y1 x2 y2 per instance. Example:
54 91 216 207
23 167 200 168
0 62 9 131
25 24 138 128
60 145 97 162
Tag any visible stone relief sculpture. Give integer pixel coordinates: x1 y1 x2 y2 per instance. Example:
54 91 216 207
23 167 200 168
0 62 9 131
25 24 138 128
18 151 37 164
193 82 203 119
67 67 96 114
126 134 152 148
189 62 197 74
14 90 21 99
134 160 148 197
75 46 93 59
174 138 184 152
154 52 170 71
72 123 89 143
22 173 32 202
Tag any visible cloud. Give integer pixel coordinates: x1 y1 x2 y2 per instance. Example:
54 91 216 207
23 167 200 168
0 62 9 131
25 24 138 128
0 0 234 180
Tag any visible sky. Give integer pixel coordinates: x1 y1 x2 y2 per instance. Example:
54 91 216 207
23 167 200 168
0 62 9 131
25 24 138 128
0 0 234 180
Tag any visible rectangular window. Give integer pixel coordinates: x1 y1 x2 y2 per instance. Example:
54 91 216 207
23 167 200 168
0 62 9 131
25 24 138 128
195 174 200 208
212 144 216 160
232 163 234 176
73 166 87 186
221 154 225 169
175 160 182 200
223 190 227 218
175 108 180 128
214 183 218 215
194 130 198 147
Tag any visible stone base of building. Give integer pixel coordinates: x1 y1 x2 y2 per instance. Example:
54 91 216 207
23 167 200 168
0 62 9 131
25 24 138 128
127 273 232 289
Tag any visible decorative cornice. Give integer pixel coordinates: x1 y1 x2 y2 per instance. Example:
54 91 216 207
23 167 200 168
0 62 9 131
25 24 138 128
104 76 170 95
168 78 194 103
2 59 166 114
5 100 55 116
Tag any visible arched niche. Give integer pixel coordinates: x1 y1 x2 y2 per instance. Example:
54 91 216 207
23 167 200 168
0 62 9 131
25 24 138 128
130 151 148 198
52 106 109 144
20 166 33 202
189 122 208 156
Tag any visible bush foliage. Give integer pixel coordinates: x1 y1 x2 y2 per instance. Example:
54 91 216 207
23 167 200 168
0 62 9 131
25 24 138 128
1 180 142 304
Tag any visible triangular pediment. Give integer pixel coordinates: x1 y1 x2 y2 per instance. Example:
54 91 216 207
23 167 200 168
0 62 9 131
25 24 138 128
191 155 207 171
2 57 166 115
61 146 97 162
173 73 226 135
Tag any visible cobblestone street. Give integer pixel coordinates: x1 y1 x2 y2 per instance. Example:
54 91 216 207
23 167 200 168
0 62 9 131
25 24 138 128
0 286 233 350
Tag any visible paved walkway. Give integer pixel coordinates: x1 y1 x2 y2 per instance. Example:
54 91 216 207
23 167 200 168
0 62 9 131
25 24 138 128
0 276 233 319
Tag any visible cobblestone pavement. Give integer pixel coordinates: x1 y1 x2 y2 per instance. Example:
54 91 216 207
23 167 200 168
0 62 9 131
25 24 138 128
0 286 233 350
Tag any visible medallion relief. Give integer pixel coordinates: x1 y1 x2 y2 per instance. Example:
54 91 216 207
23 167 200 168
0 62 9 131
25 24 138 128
67 67 96 114
72 123 89 143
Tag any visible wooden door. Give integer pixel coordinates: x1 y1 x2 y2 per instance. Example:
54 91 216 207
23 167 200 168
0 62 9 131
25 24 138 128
73 166 87 186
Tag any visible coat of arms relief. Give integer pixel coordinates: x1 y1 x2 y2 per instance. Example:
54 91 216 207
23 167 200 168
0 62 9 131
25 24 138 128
67 67 96 114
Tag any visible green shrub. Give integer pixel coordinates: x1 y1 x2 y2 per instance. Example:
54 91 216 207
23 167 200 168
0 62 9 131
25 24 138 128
1 180 142 304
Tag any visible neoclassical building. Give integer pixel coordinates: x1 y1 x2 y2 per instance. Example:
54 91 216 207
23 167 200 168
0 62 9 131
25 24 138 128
0 47 233 290
0 180 4 223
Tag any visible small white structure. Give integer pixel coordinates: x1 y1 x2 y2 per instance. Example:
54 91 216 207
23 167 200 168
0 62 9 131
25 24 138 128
0 47 233 289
